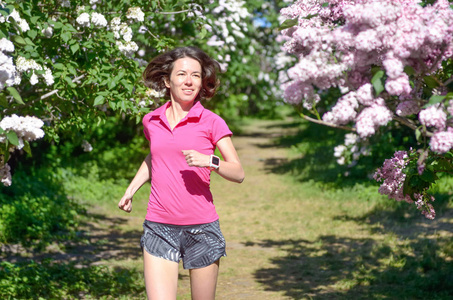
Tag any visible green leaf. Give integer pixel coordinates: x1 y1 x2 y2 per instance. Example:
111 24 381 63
445 92 453 99
6 87 24 104
30 16 40 23
93 95 105 106
61 32 72 43
6 131 19 146
70 43 79 54
423 76 439 89
415 128 422 142
0 93 8 107
0 127 4 134
428 95 446 106
50 20 64 29
278 18 298 31
64 76 75 87
23 140 32 156
199 27 207 39
27 29 37 40
53 63 65 70
420 169 437 183
302 14 318 20
371 70 385 96
404 65 415 76
108 79 117 89
321 2 329 7
0 8 10 17
12 35 27 46
24 37 35 46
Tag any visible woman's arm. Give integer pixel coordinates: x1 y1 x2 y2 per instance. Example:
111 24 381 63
118 153 152 213
213 136 244 183
182 136 245 183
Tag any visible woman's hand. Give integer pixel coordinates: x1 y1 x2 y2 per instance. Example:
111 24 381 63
118 191 133 213
182 150 210 168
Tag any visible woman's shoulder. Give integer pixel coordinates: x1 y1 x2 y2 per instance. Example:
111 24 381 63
201 107 225 121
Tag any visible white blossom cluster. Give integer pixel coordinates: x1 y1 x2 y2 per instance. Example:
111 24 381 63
0 38 18 90
333 133 370 166
126 7 145 22
1 9 30 32
0 162 11 187
81 140 93 152
76 12 107 27
60 0 71 8
0 114 45 147
110 13 140 56
15 56 54 86
0 114 45 186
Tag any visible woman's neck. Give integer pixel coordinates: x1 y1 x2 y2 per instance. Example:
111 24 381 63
166 100 194 129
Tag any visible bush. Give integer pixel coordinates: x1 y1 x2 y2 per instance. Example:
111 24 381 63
0 168 84 249
0 260 144 299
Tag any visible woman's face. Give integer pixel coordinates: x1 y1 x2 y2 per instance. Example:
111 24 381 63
165 57 202 104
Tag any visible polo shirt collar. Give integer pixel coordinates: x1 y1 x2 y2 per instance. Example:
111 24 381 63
149 101 204 120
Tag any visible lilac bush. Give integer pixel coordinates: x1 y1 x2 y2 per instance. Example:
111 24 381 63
278 0 453 219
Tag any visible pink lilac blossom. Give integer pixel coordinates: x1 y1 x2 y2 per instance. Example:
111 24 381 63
322 91 358 124
375 151 438 219
279 0 453 136
355 83 374 106
429 129 453 153
282 80 320 109
374 150 413 203
356 102 393 138
422 202 436 219
384 74 412 96
419 104 447 131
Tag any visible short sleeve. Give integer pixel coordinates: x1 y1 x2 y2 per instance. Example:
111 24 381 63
210 115 232 144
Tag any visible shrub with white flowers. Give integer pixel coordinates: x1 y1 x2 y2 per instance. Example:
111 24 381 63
1 0 282 186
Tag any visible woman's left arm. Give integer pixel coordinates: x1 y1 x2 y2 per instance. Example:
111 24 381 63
213 136 245 183
182 136 244 183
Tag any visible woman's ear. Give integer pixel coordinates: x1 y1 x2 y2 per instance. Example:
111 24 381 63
164 76 170 88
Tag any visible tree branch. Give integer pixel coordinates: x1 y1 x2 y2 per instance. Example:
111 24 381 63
443 76 453 86
297 111 356 131
157 9 190 15
393 115 433 137
2 74 86 115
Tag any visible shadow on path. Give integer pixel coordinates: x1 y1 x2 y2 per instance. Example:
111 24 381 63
252 233 453 299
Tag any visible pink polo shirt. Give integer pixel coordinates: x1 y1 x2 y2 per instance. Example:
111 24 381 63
142 101 232 225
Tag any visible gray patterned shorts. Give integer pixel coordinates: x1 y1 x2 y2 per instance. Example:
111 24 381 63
140 219 227 269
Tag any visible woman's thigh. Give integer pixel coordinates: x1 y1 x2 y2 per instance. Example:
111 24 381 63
143 251 179 300
189 260 220 300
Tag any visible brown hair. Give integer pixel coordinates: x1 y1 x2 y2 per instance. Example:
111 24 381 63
142 46 221 100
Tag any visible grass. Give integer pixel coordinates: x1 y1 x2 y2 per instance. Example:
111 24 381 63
1 117 452 299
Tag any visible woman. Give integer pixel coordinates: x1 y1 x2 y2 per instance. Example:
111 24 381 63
118 46 244 300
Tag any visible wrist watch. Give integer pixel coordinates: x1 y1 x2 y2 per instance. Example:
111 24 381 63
209 154 220 170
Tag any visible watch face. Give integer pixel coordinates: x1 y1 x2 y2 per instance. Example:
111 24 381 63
212 156 220 166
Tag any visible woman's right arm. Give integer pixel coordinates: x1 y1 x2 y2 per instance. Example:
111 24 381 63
118 153 152 213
